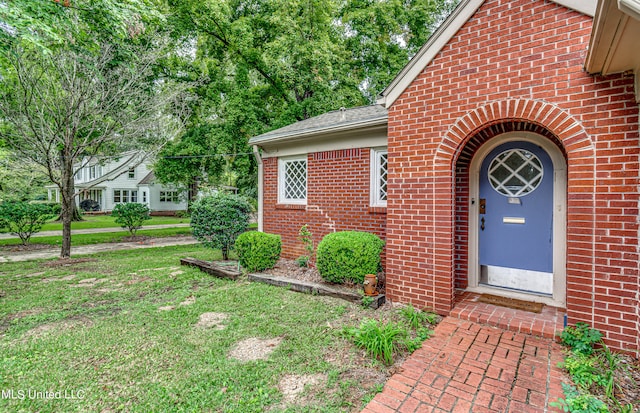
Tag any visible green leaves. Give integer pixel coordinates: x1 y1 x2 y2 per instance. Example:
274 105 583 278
111 203 152 236
190 192 252 260
235 231 282 272
316 231 384 284
0 201 56 245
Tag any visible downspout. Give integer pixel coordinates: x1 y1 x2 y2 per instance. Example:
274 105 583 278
252 145 263 232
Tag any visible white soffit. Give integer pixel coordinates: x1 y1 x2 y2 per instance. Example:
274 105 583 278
377 0 597 108
551 0 596 16
586 0 640 74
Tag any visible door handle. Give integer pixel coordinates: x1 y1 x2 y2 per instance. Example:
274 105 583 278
481 217 485 231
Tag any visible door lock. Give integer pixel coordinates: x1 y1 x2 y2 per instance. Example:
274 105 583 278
479 198 486 214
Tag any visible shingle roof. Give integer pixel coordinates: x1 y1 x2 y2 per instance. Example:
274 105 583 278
249 104 388 145
138 171 155 185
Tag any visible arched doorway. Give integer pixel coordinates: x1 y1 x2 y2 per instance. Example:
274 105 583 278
458 130 567 307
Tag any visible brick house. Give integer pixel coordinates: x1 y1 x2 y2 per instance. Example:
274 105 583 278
249 0 640 354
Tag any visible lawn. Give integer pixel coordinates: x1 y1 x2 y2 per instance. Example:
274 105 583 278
0 227 193 248
0 245 410 412
39 215 190 231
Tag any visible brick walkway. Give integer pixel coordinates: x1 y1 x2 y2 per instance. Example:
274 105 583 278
362 317 566 413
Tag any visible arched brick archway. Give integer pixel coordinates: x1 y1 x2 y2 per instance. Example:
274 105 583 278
431 99 596 319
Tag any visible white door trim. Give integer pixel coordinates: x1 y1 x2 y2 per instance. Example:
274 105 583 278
467 132 567 307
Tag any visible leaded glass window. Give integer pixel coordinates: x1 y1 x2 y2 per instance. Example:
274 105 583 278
488 149 543 197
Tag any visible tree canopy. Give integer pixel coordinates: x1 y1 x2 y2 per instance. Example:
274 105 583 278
154 0 458 199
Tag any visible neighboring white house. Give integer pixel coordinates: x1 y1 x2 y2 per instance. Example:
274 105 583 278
47 151 187 214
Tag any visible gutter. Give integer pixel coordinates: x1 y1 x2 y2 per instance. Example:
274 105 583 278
249 116 387 146
252 145 263 232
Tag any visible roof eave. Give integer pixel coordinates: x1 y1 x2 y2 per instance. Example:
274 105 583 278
249 116 388 146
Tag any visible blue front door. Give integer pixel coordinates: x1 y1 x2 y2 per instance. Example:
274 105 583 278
478 141 554 295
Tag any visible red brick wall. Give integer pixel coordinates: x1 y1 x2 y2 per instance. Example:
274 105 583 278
386 0 639 353
262 148 387 264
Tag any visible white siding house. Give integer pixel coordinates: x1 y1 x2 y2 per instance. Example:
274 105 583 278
47 151 187 214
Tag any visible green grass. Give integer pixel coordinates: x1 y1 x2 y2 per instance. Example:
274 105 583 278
0 227 193 247
0 245 386 412
39 215 190 231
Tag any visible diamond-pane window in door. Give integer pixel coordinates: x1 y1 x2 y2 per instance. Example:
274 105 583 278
488 149 543 197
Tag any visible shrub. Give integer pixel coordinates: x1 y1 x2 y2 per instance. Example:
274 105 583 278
190 193 252 260
0 201 56 245
111 203 151 236
235 231 281 272
561 322 603 355
316 231 384 284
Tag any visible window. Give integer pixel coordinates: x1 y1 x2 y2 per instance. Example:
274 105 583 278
128 168 135 179
371 148 388 206
88 165 101 180
142 191 147 203
159 191 180 203
488 149 543 197
75 168 83 181
278 156 307 204
113 189 138 203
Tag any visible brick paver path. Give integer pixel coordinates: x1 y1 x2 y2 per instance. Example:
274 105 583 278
362 317 565 413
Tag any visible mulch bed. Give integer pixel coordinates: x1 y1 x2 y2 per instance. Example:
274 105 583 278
261 258 384 296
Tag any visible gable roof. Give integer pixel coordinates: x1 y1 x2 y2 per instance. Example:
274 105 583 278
376 0 597 108
138 171 156 185
249 105 387 145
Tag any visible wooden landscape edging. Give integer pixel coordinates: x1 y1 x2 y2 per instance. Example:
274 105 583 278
180 258 240 280
180 257 385 309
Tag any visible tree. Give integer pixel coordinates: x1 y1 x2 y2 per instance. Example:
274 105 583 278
155 0 456 202
111 203 152 236
0 149 49 202
0 201 56 245
0 39 187 258
190 192 252 260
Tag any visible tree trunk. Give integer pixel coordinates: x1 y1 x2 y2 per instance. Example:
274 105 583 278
56 204 83 222
59 150 75 258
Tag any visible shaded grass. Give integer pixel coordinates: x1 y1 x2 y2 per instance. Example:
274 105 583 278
0 244 385 412
39 215 190 231
0 228 193 247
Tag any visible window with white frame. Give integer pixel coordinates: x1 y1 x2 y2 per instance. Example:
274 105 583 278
371 148 388 207
278 156 307 204
127 168 135 179
88 165 101 180
113 189 138 203
159 191 180 203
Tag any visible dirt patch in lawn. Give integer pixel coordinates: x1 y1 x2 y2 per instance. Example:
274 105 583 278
228 337 282 362
70 277 108 288
179 296 195 306
278 373 327 406
195 312 227 329
44 258 98 268
20 316 93 341
41 274 77 283
0 243 53 253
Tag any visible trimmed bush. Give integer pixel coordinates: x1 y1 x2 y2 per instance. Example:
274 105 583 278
111 203 151 235
0 201 56 245
316 231 384 284
235 231 281 272
190 193 252 260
